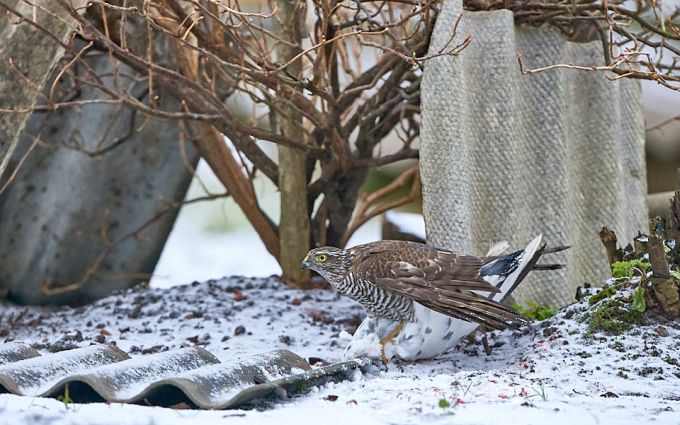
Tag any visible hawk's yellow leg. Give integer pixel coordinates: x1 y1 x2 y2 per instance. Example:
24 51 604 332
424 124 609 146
379 320 405 364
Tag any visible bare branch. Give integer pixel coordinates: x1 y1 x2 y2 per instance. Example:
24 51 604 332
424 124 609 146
341 165 421 246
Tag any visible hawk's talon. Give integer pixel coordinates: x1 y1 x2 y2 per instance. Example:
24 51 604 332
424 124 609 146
380 349 390 366
379 320 405 365
392 356 406 373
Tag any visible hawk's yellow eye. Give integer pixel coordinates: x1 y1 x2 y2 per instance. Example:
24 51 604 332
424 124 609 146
315 254 328 263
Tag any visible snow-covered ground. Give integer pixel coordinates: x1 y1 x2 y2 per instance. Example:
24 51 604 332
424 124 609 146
1 276 679 425
3 162 680 424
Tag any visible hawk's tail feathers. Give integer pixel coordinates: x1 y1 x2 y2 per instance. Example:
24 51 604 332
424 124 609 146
479 234 544 303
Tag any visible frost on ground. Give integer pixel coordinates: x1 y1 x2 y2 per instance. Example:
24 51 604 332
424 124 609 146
0 277 679 425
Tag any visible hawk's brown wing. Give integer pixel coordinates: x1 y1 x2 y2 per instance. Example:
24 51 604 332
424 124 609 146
349 240 524 330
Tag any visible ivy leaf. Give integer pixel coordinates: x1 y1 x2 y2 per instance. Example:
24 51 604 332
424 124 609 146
671 270 680 282
632 286 646 313
611 259 650 279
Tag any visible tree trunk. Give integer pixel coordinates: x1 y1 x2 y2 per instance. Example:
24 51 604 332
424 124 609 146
0 0 87 176
648 235 679 317
274 0 310 287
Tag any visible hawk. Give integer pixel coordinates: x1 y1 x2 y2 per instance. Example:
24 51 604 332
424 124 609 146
301 235 564 361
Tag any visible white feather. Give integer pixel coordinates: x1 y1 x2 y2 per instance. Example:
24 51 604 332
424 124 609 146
485 240 510 257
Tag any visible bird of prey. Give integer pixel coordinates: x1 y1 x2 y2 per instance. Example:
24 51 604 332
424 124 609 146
301 235 564 362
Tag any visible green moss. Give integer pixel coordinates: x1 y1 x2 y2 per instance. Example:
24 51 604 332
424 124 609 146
609 340 625 352
584 298 645 336
512 301 559 320
587 281 625 305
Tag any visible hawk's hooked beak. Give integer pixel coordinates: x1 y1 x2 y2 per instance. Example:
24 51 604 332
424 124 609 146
300 255 310 270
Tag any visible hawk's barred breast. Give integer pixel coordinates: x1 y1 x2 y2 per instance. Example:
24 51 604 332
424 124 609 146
337 272 415 321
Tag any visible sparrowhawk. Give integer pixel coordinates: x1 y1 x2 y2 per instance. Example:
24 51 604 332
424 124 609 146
301 235 563 361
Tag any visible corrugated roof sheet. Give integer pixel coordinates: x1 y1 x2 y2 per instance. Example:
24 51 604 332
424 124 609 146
0 342 40 365
0 343 373 409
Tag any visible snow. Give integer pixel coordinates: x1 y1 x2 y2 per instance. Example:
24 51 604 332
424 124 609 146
151 227 281 287
384 210 426 240
1 276 679 425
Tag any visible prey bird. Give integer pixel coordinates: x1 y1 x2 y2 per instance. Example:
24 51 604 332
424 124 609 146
301 235 565 362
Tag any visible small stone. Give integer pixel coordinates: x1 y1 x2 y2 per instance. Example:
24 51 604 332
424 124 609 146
234 325 246 336
654 326 669 337
129 304 143 319
308 357 325 366
141 345 166 354
279 335 294 345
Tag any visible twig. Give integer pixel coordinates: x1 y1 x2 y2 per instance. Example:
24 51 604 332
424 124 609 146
341 165 421 246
